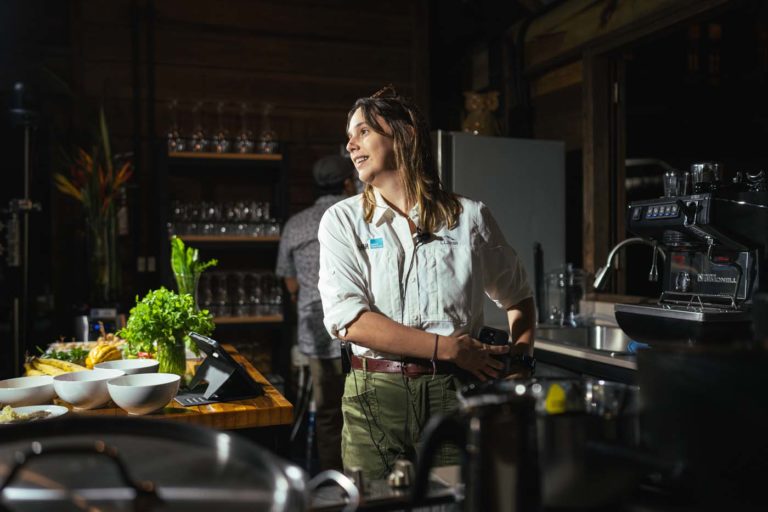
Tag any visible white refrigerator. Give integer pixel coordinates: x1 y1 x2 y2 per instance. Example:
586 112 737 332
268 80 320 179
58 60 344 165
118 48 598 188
433 130 565 328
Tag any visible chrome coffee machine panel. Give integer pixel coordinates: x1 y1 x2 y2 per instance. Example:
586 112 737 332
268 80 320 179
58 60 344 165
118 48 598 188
616 182 768 344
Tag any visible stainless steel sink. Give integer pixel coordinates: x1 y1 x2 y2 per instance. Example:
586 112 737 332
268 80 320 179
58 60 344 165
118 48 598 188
536 325 634 354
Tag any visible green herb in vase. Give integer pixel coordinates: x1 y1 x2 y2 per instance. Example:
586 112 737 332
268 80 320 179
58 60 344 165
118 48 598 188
118 287 214 378
170 236 217 307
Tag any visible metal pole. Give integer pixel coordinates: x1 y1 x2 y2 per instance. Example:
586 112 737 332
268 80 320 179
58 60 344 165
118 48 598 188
21 125 30 372
7 82 39 377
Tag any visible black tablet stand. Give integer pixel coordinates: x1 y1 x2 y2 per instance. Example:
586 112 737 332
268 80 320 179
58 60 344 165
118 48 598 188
175 333 264 407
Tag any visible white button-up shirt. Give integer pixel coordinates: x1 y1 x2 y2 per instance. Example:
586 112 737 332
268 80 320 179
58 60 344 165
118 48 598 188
318 190 532 359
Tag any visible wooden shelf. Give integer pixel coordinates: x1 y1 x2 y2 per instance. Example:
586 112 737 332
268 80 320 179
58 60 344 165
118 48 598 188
169 151 282 161
214 314 283 324
176 235 280 243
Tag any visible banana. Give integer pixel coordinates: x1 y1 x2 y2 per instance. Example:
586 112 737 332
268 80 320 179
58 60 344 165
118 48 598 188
37 358 88 373
86 344 122 368
24 363 47 376
31 360 66 376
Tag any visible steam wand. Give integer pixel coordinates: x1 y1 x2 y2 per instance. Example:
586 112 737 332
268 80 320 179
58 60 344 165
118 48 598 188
593 237 667 290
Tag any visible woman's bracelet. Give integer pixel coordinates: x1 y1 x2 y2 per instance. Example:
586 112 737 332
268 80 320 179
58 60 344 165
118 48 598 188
430 333 439 380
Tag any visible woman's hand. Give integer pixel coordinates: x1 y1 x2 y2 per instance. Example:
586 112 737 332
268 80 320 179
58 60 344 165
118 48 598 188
442 334 509 381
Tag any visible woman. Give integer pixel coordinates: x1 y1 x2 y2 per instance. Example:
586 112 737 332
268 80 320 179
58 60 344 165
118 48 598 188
318 87 536 479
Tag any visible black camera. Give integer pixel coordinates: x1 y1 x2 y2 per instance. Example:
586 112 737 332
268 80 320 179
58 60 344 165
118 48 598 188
478 326 510 376
477 326 536 376
478 326 509 345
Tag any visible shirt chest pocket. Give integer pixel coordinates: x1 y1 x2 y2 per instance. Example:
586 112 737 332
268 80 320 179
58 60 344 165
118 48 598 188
367 247 399 314
422 243 472 323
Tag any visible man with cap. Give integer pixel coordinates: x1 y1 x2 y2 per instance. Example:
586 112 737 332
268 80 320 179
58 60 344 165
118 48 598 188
276 154 357 472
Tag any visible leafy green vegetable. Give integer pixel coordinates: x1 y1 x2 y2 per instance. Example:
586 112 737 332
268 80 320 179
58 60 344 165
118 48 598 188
38 346 90 365
170 236 217 298
117 287 214 358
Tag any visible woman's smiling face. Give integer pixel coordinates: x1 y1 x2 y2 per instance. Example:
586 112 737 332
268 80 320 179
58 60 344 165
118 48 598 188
346 107 398 185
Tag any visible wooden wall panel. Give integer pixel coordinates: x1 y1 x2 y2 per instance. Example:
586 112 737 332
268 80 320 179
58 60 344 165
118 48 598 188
531 84 582 152
74 0 427 224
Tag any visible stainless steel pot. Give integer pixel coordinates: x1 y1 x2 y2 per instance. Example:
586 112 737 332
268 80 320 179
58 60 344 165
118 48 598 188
411 377 643 510
411 390 540 511
0 416 358 512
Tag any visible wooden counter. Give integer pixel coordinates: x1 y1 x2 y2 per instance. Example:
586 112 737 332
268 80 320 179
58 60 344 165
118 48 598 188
61 345 293 430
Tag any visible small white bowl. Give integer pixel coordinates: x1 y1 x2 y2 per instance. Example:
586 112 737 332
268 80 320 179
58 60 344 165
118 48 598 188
53 369 125 410
95 359 159 375
107 373 181 415
0 376 55 407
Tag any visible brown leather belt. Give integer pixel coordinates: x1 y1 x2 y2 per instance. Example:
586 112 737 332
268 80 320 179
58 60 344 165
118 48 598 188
350 354 456 378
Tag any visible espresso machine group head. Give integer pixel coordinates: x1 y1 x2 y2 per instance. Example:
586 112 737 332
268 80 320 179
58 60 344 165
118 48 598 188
614 169 768 345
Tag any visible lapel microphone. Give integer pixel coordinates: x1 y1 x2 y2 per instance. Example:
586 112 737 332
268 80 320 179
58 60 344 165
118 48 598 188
415 228 431 244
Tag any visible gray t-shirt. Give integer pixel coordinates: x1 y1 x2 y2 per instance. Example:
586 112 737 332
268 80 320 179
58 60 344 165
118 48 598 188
275 195 347 358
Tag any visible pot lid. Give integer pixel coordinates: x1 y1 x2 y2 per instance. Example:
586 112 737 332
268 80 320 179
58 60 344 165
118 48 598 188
0 416 307 511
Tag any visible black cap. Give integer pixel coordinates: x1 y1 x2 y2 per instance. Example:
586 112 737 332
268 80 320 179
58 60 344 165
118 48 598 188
312 155 354 187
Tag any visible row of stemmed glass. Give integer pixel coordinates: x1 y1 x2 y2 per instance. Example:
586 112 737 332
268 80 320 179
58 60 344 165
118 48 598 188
168 200 280 237
166 100 279 154
199 271 283 318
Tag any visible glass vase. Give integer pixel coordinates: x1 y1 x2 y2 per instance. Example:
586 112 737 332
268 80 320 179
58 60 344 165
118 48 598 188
87 208 120 305
157 337 187 377
174 272 201 309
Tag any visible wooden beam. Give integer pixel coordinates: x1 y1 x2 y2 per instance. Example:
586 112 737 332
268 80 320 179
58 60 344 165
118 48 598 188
524 0 731 75
582 52 612 280
530 60 582 98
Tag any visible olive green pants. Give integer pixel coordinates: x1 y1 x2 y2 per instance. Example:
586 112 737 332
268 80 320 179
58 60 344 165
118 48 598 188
308 357 345 472
341 368 464 481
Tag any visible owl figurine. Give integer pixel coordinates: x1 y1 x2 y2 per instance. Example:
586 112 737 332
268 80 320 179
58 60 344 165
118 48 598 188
462 90 500 136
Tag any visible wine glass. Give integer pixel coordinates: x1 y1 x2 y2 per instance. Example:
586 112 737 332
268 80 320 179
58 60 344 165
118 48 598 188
235 102 255 153
212 101 231 153
189 101 209 152
166 99 186 152
256 103 279 154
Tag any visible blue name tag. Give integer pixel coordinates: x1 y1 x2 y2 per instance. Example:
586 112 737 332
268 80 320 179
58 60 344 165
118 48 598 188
369 238 384 249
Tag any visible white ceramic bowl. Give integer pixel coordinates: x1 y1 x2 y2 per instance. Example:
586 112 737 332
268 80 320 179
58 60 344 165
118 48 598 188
107 373 181 415
0 376 55 407
53 369 125 410
94 359 159 375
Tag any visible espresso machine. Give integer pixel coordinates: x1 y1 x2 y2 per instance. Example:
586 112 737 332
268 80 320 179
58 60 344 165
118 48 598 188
615 166 768 344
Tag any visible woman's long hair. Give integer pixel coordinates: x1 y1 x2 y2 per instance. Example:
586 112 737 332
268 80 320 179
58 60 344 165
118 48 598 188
347 88 462 233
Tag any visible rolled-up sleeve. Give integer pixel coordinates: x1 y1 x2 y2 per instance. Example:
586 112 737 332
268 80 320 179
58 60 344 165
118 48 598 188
318 208 371 337
477 203 533 310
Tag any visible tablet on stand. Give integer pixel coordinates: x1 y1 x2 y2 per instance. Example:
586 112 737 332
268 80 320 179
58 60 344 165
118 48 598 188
175 332 264 407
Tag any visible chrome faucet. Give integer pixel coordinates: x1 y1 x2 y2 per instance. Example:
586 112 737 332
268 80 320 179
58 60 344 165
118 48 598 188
593 237 667 290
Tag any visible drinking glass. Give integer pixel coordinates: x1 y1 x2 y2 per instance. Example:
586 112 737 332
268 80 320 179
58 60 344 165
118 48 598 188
691 162 720 193
234 272 249 316
214 272 230 317
663 170 680 197
199 273 214 312
248 272 264 316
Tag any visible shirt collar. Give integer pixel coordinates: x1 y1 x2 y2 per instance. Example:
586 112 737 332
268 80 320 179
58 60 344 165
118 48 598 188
371 189 420 228
315 194 347 207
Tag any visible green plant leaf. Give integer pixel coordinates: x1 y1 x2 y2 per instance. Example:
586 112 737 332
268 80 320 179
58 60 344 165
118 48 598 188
99 106 113 175
117 287 215 357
